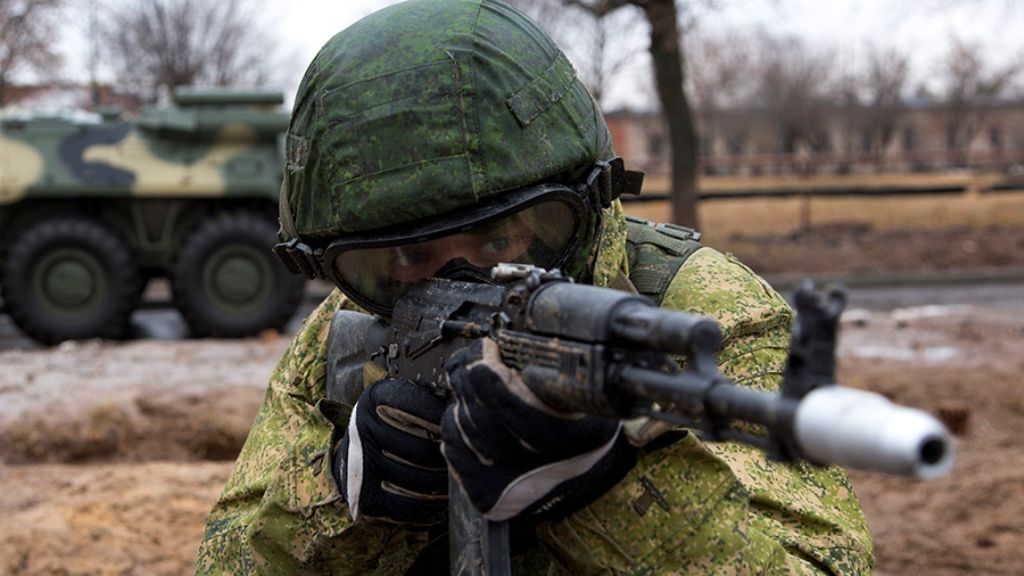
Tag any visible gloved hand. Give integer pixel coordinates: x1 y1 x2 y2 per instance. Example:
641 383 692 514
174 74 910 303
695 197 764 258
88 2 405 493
335 377 449 525
441 338 637 522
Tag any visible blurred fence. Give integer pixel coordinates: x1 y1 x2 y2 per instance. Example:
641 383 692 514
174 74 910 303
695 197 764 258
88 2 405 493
622 169 1024 240
629 168 1024 204
696 148 1024 179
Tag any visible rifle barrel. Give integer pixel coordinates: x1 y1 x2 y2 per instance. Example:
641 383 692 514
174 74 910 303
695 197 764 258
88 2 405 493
617 367 953 479
793 386 955 479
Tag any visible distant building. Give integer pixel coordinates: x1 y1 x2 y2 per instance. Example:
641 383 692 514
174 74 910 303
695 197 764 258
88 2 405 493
607 100 1024 179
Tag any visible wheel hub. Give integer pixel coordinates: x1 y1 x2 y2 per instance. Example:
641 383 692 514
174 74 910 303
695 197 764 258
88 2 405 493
46 261 96 306
34 249 104 314
202 245 272 312
214 256 263 303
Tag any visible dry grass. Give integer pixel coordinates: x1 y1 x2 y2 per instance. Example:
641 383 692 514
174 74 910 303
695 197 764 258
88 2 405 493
625 178 1024 275
643 171 1016 195
625 190 1024 245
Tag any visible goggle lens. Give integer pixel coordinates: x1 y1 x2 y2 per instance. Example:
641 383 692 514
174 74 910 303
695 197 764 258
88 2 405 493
331 198 578 313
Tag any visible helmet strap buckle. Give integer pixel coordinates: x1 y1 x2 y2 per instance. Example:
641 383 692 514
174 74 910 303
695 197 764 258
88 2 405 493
273 238 322 279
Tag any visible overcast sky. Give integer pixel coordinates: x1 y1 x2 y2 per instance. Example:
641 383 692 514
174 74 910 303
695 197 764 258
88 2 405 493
712 0 1023 82
58 0 1024 110
276 0 1024 109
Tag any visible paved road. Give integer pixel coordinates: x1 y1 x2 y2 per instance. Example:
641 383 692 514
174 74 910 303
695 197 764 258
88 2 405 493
2 278 1022 350
768 278 1024 311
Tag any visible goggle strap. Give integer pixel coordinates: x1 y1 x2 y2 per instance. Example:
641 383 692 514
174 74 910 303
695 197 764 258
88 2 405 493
273 238 322 279
620 168 645 198
587 158 645 209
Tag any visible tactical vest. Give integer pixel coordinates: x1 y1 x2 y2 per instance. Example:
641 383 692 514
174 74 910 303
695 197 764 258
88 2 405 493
622 215 703 305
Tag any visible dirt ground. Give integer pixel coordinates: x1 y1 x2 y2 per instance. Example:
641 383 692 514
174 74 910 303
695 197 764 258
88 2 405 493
838 305 1024 576
1 230 1023 574
0 336 289 576
717 224 1024 277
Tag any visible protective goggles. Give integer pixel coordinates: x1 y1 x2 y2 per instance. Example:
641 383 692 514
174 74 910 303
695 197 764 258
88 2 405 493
325 183 589 316
274 158 644 317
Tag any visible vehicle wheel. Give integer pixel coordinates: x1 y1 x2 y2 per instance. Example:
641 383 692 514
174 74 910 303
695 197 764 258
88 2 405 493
0 215 142 345
171 211 305 337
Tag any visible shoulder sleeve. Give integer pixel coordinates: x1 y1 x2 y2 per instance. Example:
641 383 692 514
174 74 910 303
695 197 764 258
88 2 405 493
537 248 874 575
195 290 427 575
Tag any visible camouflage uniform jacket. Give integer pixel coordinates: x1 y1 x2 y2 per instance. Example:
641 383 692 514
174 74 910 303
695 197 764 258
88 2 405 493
197 204 874 574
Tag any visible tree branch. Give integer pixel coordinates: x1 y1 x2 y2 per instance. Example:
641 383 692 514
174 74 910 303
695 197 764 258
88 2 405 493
563 0 635 18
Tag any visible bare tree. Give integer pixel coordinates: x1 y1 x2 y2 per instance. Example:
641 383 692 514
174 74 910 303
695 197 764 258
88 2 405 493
100 0 279 103
686 28 757 165
548 0 699 228
0 0 63 105
687 28 757 113
577 9 648 105
829 69 866 169
938 36 1021 164
749 31 835 155
861 45 910 155
828 44 910 169
506 0 647 109
514 1 757 227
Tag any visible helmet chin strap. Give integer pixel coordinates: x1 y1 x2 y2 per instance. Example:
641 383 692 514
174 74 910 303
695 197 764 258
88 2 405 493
434 258 500 285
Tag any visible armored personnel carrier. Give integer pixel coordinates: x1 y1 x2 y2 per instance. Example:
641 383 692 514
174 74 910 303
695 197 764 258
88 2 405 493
0 88 305 344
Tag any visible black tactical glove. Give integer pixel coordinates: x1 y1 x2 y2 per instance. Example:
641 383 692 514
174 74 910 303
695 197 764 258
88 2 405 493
335 377 449 525
441 338 638 522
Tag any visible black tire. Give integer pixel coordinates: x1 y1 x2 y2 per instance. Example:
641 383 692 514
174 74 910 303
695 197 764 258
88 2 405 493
0 215 142 345
171 211 305 337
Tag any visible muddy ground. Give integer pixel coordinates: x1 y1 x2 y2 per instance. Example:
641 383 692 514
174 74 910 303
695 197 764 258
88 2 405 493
1 229 1023 575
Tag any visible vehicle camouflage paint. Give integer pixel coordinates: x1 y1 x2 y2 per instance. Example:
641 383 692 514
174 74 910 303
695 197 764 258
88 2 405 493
0 88 305 344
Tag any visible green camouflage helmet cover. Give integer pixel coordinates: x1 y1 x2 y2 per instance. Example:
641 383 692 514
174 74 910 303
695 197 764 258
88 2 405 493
278 0 614 242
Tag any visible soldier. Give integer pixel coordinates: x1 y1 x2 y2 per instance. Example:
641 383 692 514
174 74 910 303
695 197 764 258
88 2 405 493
197 0 874 573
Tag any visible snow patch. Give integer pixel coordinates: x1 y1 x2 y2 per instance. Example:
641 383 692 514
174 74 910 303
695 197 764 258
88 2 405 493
891 305 972 323
846 345 960 363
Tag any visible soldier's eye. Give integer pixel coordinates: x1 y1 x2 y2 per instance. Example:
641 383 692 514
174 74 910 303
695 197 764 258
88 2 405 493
483 237 510 254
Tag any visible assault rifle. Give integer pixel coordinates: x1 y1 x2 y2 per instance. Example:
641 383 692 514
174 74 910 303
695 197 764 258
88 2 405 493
326 264 954 576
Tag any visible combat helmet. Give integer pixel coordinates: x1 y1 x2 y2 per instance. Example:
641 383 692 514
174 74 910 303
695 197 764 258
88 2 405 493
275 0 642 316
